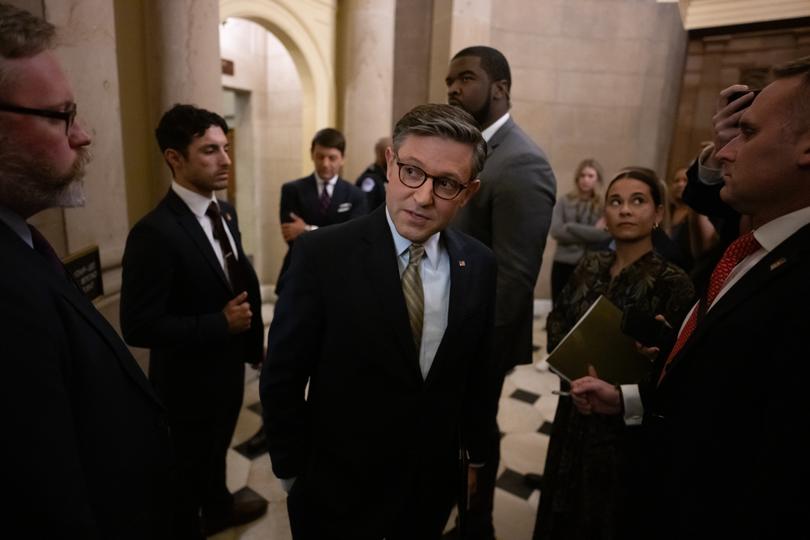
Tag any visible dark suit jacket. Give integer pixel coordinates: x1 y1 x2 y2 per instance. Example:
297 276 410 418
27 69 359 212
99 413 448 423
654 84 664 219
452 118 556 371
120 189 263 420
277 174 368 289
0 221 175 539
638 223 810 539
261 206 499 538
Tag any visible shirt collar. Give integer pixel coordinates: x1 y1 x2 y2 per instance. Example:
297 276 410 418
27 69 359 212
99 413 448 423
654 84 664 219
0 204 33 248
753 205 810 252
315 173 338 186
171 181 217 218
481 112 510 142
384 206 441 270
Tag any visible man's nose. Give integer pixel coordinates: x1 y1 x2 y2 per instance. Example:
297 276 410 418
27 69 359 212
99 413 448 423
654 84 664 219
413 178 434 206
69 119 91 148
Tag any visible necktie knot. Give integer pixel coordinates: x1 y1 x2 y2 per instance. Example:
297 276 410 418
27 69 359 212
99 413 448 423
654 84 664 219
705 231 761 306
408 243 425 267
206 201 221 220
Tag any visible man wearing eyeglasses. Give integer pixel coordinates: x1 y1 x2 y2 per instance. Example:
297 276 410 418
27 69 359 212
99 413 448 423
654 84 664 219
0 4 175 538
261 104 500 539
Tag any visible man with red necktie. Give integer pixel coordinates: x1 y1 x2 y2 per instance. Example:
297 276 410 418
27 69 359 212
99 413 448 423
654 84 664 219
568 56 810 539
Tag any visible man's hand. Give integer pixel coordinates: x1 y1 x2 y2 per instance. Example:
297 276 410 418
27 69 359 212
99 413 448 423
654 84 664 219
281 212 308 242
223 291 252 334
705 84 756 169
570 366 622 416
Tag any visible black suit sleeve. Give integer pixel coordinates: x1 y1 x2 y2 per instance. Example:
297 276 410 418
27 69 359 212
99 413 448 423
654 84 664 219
279 182 297 226
261 232 324 479
120 221 230 348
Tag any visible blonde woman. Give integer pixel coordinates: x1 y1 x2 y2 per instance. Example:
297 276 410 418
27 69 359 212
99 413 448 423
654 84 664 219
549 159 611 305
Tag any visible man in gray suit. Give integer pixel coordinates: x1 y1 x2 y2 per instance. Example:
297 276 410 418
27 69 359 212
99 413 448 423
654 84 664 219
446 45 557 539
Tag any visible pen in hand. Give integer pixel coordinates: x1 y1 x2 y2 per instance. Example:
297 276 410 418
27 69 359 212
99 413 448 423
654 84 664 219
552 390 571 397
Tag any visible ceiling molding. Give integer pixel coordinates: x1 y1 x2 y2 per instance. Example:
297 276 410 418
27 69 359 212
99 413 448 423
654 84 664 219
677 0 810 30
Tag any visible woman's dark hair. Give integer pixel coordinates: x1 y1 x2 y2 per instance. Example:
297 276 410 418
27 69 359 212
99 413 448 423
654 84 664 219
607 166 663 207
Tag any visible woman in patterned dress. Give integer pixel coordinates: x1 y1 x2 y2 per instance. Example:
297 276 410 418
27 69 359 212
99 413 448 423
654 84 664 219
534 168 696 540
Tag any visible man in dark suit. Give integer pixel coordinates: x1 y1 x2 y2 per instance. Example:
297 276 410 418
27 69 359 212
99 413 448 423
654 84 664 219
0 4 174 537
120 105 266 538
276 127 367 291
262 104 500 539
355 136 391 210
570 56 810 539
445 45 557 538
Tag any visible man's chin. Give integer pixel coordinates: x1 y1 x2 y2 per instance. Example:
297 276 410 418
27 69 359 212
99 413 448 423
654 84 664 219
56 180 87 208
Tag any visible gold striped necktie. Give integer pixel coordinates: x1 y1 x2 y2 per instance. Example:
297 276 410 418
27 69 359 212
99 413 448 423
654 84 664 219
402 243 425 350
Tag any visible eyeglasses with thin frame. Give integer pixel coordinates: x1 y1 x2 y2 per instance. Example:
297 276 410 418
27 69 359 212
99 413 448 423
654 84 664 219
0 102 77 135
395 157 471 200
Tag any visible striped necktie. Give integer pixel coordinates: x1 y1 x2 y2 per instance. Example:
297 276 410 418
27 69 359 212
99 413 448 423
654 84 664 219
402 243 425 351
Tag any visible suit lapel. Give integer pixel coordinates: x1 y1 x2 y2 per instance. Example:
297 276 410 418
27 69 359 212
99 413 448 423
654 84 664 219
1 225 162 405
303 175 321 217
165 190 232 293
664 224 810 380
361 208 423 383
486 117 514 154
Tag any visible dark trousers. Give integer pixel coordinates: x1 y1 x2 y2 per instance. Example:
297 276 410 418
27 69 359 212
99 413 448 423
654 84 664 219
169 396 242 539
551 261 577 308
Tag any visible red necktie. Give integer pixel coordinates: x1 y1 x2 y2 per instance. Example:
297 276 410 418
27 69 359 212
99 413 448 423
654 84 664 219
658 231 761 384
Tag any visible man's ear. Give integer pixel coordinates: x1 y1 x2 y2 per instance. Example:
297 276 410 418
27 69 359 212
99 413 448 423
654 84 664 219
459 179 481 207
164 148 183 173
492 80 510 102
796 130 810 168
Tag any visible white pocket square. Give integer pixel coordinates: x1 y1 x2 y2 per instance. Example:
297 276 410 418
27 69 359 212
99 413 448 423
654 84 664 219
337 202 352 213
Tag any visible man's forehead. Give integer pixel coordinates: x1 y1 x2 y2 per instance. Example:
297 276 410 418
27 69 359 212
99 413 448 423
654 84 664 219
193 126 227 145
2 51 73 106
448 55 483 74
397 135 473 180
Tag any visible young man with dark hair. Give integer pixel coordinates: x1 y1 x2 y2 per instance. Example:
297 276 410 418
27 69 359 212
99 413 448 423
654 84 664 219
262 104 499 539
0 3 175 537
121 104 267 538
276 126 368 291
445 45 557 539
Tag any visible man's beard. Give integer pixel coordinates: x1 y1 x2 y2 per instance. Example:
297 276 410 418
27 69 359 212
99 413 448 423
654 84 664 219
0 145 91 216
470 94 491 128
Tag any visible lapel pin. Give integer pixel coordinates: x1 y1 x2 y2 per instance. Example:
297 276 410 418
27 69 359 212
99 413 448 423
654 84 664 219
458 260 466 267
770 257 786 271
225 212 232 222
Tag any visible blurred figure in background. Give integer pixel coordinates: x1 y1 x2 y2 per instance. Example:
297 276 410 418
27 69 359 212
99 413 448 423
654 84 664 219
355 136 391 210
549 158 610 306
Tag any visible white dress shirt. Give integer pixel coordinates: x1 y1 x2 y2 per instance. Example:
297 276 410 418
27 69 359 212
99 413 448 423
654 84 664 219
171 181 239 277
315 173 338 197
481 112 510 143
385 207 450 379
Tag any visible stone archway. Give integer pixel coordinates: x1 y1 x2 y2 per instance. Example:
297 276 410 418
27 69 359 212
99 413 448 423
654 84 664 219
219 0 336 173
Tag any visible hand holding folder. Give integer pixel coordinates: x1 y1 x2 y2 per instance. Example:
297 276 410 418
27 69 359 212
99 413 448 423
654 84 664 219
546 295 653 385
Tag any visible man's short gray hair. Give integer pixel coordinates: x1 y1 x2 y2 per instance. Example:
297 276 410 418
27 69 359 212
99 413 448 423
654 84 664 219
392 104 487 180
0 3 55 97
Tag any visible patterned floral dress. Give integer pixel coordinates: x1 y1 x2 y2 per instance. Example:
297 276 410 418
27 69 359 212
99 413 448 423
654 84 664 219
533 250 695 540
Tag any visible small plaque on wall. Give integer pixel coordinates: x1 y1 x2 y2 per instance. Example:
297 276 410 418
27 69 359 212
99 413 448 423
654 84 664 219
222 58 234 76
63 245 103 301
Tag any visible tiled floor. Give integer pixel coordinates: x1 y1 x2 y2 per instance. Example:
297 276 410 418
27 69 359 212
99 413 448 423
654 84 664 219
212 300 559 540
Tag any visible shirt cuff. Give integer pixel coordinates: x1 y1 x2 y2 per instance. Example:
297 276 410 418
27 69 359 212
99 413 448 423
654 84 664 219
697 144 723 185
621 384 643 426
305 224 318 232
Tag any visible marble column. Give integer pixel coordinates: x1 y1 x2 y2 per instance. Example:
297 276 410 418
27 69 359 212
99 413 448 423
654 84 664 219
144 0 224 191
337 0 396 180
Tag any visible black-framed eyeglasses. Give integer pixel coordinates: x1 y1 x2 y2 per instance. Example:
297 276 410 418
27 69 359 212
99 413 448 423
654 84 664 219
395 158 470 200
0 102 77 135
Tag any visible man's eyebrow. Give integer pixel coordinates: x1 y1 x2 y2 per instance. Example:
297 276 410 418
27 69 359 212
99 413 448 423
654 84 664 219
446 70 476 83
398 156 462 182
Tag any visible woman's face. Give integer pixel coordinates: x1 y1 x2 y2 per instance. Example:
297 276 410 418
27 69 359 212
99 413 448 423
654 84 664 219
669 168 688 202
604 178 662 243
576 166 599 196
